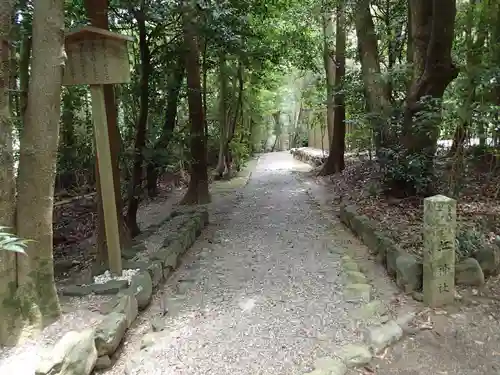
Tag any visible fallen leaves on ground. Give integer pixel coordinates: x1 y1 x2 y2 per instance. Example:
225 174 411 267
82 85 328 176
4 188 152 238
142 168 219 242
313 154 500 260
309 151 500 298
52 173 188 281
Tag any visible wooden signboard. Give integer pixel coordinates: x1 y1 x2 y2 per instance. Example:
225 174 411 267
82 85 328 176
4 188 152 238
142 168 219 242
63 27 133 86
63 27 134 275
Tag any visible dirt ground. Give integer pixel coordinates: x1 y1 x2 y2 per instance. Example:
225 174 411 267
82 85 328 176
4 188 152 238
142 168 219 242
365 296 500 375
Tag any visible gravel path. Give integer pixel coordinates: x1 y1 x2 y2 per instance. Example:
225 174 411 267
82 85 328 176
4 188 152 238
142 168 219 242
126 152 367 375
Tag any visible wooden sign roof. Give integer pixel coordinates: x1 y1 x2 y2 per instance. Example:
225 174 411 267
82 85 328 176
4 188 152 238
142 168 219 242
65 26 134 43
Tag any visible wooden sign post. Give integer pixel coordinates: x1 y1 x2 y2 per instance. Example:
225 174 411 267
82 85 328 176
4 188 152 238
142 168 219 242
63 27 133 275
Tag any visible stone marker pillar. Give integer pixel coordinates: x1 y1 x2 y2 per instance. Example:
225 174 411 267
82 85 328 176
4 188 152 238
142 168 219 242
423 195 457 307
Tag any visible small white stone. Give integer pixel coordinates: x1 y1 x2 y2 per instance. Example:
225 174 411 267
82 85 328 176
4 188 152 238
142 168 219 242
94 268 140 285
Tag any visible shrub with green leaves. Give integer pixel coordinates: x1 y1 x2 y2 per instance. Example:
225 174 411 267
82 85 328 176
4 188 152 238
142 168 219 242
0 227 29 255
379 145 434 196
455 227 486 260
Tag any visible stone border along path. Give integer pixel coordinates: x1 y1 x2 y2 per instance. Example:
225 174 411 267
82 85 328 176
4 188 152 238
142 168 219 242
36 207 209 374
290 147 328 167
301 187 418 375
291 147 493 301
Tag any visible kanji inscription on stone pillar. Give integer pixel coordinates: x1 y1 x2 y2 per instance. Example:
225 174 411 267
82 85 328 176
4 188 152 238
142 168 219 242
423 194 456 307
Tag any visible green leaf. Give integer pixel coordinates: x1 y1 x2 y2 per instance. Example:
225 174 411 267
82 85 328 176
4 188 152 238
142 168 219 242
2 243 27 254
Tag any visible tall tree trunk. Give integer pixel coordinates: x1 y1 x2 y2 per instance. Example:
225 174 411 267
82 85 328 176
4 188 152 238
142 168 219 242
146 52 185 197
180 1 210 205
354 0 392 152
83 0 132 265
215 50 229 179
8 35 17 118
225 61 244 174
406 0 413 66
493 1 500 145
202 38 209 154
405 0 413 91
19 34 31 120
450 0 485 154
398 0 459 195
16 0 65 329
320 0 346 175
58 88 77 188
0 0 19 346
322 10 335 147
126 6 150 236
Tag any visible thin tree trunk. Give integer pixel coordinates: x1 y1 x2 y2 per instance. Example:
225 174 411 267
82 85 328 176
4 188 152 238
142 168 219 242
180 1 211 205
320 0 346 175
322 10 335 147
16 0 65 328
146 53 185 197
225 61 244 175
405 0 413 92
406 0 413 65
215 51 229 179
493 2 500 146
126 5 150 236
19 35 31 119
202 38 209 151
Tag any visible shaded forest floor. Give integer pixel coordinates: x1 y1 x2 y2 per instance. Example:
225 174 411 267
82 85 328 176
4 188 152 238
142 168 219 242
52 176 186 283
312 150 500 256
51 161 257 284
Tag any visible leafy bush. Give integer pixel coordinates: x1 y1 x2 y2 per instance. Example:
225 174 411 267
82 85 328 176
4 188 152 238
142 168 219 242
230 137 250 171
0 227 29 254
379 146 434 196
455 227 486 260
345 117 372 152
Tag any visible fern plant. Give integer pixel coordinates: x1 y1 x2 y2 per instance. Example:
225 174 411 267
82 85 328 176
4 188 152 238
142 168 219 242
0 227 29 254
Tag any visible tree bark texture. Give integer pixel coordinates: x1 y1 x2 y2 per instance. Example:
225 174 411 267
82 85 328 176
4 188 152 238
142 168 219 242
18 34 31 119
16 0 65 328
226 62 244 172
354 0 392 151
321 0 346 175
322 11 335 147
126 6 150 236
215 50 229 179
396 0 458 195
180 1 210 205
402 0 459 157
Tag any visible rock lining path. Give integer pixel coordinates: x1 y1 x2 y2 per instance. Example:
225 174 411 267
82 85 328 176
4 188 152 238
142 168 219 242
125 152 401 375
